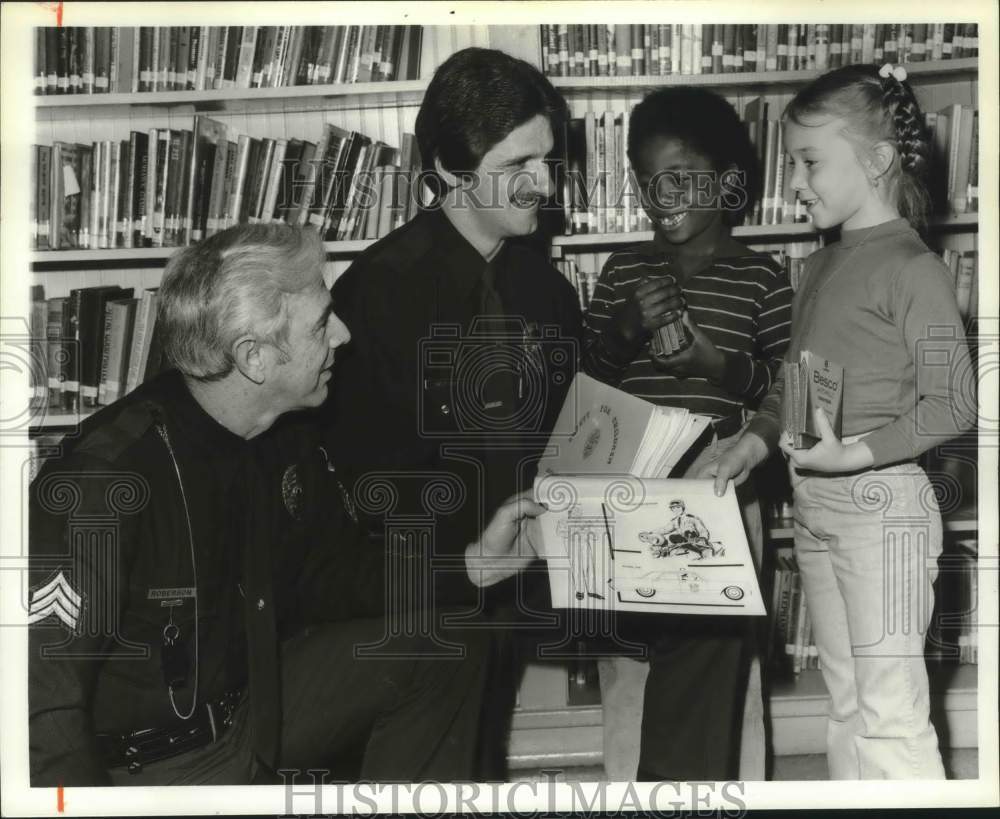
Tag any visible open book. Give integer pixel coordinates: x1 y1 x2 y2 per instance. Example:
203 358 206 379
536 372 713 478
532 475 764 616
531 373 762 615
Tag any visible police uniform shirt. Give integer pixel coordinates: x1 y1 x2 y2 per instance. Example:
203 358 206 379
27 370 358 785
327 206 582 605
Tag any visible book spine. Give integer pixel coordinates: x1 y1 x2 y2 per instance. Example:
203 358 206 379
37 145 51 249
81 27 96 94
62 289 82 412
743 25 758 74
46 298 66 408
144 130 159 244
97 300 115 406
68 28 81 94
174 27 190 90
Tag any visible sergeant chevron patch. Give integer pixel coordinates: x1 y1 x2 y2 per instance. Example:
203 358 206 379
28 571 82 630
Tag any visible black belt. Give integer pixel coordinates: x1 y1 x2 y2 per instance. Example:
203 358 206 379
711 412 745 440
96 689 243 774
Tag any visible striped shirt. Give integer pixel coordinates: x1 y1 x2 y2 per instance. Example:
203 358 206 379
583 243 793 419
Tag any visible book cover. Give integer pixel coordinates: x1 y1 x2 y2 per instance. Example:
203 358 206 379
186 116 227 242
248 137 277 223
99 297 137 405
203 133 231 236
76 286 132 408
785 350 845 448
125 289 158 396
536 372 712 479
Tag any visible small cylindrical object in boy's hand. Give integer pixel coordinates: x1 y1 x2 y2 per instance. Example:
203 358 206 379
644 275 690 356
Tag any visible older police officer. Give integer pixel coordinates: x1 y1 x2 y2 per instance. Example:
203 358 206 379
27 224 543 786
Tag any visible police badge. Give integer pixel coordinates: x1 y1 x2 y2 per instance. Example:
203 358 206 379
281 464 304 521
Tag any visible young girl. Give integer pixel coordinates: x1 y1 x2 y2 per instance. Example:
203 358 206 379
583 87 793 781
714 64 976 779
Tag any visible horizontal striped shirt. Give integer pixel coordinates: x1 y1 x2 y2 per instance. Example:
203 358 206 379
583 244 792 419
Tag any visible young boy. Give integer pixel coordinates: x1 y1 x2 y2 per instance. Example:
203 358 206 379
583 87 792 780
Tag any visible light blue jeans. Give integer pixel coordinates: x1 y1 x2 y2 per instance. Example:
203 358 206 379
791 460 946 779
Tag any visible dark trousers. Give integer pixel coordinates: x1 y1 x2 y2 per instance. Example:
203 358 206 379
635 616 752 781
109 617 488 785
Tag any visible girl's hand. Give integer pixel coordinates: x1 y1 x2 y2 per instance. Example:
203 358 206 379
651 312 726 381
780 408 874 473
698 432 770 496
610 278 685 344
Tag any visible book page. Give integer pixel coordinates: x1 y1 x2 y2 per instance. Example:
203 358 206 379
535 475 765 615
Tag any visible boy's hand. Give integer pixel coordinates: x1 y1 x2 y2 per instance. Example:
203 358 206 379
698 432 770 496
465 490 547 587
651 312 726 381
610 277 685 344
780 408 874 473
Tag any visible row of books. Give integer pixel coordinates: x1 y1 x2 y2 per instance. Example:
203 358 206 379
927 540 979 666
940 250 978 321
29 115 427 250
927 105 980 217
556 99 979 237
28 285 165 413
770 555 820 676
34 25 423 95
541 23 980 78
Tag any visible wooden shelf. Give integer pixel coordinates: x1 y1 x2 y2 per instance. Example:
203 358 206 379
31 238 377 267
29 214 978 268
551 58 979 94
35 79 429 119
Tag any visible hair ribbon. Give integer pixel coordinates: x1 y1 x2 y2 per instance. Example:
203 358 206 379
878 63 908 82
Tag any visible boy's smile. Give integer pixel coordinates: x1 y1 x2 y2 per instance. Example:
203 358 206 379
633 137 725 246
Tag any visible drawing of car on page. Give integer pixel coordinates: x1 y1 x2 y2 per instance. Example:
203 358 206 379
612 563 746 602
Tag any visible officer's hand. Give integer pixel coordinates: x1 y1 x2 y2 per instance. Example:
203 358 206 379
465 490 547 588
650 311 725 380
610 277 685 345
697 432 770 496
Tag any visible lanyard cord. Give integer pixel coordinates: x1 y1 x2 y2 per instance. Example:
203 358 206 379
154 421 200 721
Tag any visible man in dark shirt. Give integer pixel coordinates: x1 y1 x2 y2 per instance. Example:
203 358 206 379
326 47 582 778
27 224 545 786
328 48 582 617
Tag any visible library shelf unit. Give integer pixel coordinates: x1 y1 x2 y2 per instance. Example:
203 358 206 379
29 24 982 773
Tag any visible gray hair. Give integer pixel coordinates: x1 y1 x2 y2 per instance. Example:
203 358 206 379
158 224 325 380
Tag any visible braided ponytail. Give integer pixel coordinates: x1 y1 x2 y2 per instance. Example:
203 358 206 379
785 64 933 229
878 71 931 227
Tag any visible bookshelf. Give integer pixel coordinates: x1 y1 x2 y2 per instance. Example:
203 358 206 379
28 21 982 774
550 57 978 92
